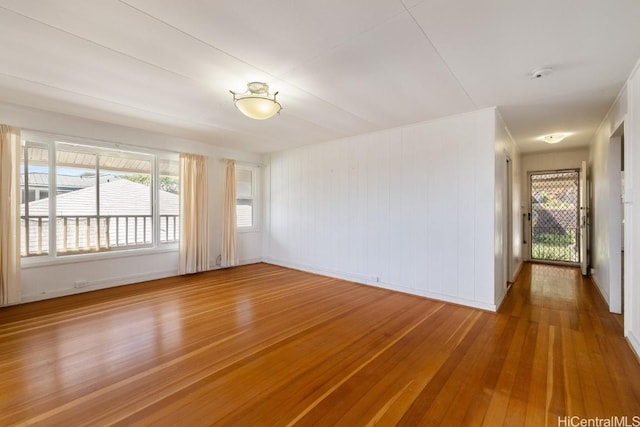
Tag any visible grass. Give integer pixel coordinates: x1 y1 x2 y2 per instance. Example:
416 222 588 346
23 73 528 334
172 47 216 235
531 243 578 262
531 230 579 262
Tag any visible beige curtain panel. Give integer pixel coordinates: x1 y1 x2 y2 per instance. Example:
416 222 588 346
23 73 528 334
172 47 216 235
179 153 210 274
0 125 22 305
221 159 238 267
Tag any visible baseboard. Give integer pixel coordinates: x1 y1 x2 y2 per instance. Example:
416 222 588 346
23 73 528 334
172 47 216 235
590 274 610 306
238 257 263 266
20 258 265 304
511 260 524 283
627 332 640 361
495 289 508 312
208 257 264 270
263 258 497 312
21 269 178 303
487 260 524 313
264 257 371 284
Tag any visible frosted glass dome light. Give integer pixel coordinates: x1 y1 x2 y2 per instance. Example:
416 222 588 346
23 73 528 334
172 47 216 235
539 133 571 144
230 82 282 120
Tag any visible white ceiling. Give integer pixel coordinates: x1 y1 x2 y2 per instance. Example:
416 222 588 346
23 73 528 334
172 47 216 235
1 0 639 154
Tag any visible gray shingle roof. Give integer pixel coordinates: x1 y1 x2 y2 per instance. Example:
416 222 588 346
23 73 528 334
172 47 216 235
22 180 178 216
21 173 122 189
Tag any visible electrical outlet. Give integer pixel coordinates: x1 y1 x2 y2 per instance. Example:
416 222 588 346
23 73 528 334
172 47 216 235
74 280 89 288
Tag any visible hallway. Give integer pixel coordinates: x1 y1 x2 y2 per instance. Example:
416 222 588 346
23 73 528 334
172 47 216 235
497 262 638 424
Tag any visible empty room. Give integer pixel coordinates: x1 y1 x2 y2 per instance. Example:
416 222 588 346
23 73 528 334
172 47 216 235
1 1 640 425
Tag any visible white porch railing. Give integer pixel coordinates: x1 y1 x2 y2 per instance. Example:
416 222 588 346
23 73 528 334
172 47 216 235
21 214 179 256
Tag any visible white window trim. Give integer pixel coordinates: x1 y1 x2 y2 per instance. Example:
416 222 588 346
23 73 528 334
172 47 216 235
20 130 179 266
236 164 260 233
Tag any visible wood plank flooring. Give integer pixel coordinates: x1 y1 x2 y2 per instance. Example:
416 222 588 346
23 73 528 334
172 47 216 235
0 262 638 426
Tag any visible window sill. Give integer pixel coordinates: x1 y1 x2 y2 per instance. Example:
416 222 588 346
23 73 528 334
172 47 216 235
21 244 178 269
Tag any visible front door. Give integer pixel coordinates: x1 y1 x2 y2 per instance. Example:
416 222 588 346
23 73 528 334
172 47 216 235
530 170 580 264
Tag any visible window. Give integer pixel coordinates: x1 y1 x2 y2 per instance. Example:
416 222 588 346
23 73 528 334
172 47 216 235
20 142 50 256
158 158 180 243
236 165 258 229
20 132 179 258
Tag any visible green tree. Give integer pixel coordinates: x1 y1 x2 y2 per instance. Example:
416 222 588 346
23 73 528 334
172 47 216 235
125 174 150 186
125 174 178 194
159 176 179 194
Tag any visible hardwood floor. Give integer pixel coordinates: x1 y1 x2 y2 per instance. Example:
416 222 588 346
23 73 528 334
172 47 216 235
0 262 638 426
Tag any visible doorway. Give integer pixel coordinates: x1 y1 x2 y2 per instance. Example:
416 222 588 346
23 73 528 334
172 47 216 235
621 134 625 314
529 170 580 264
609 123 624 314
506 156 513 287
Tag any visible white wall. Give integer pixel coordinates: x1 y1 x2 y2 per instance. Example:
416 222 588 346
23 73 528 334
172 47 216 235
588 90 626 310
494 110 522 307
265 108 500 310
1 102 264 303
520 148 590 262
589 57 640 356
624 61 639 355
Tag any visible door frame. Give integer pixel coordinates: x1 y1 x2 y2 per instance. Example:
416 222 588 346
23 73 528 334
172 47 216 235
505 155 514 286
609 122 624 314
580 160 589 276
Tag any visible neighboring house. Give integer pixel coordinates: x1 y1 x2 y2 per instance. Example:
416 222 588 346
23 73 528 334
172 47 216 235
20 172 123 202
21 179 179 255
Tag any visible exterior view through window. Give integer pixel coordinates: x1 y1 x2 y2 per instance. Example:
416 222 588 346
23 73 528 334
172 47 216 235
20 134 179 258
236 165 256 229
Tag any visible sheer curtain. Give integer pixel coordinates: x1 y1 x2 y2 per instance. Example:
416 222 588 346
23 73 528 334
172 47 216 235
221 159 238 267
0 125 21 305
178 153 209 274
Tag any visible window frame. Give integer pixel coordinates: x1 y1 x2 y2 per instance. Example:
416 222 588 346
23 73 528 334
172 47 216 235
20 131 179 266
235 164 260 232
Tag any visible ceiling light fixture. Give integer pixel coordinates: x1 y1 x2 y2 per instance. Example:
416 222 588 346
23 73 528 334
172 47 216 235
539 133 571 144
230 82 282 120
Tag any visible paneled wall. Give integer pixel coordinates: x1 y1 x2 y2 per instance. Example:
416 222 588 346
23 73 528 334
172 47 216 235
588 96 625 309
266 109 499 310
622 61 639 354
494 111 522 307
588 57 640 356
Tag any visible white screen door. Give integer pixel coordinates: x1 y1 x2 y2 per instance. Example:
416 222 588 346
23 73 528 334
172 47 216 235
530 170 580 263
